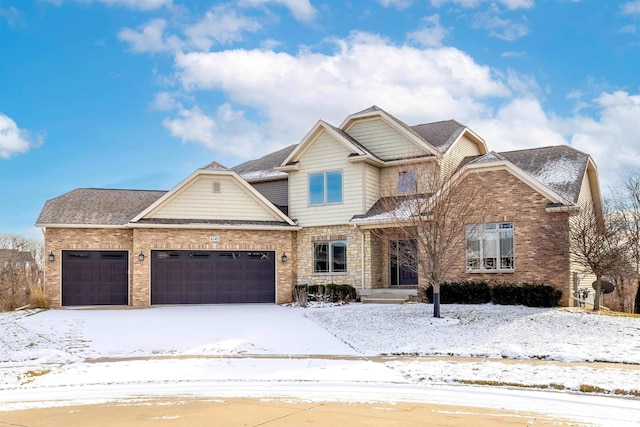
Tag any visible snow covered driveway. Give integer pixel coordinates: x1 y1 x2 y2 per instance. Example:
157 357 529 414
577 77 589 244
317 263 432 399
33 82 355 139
1 303 640 426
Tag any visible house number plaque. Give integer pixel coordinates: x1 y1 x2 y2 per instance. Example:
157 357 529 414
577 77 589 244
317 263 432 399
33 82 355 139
209 236 220 242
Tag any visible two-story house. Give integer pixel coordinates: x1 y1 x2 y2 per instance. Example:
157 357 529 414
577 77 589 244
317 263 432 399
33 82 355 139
36 106 600 308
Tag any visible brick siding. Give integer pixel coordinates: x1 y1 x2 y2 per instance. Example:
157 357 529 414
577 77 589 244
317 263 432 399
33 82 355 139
44 227 296 308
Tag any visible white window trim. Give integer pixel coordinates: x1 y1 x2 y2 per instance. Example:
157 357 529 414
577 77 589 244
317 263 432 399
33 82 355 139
466 222 515 273
308 170 343 206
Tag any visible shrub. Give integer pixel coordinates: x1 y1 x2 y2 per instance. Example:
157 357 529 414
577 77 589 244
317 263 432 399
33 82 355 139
28 284 50 309
325 284 357 303
293 284 308 307
490 283 561 307
424 281 491 304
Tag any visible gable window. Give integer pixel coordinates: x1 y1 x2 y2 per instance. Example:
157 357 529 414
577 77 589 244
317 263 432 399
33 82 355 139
397 170 417 193
466 223 514 271
313 241 347 273
309 171 342 205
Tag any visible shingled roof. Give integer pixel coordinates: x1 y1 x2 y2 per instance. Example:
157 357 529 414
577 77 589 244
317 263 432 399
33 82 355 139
499 145 589 204
411 120 466 154
232 144 296 182
36 188 167 226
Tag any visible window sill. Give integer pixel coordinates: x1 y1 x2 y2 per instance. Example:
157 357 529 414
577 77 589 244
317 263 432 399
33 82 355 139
313 272 348 276
466 269 515 274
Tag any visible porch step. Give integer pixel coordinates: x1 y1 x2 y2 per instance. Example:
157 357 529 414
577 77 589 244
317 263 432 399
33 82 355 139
360 295 410 304
359 288 418 304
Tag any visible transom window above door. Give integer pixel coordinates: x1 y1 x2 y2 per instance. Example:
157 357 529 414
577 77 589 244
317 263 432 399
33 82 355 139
309 171 343 205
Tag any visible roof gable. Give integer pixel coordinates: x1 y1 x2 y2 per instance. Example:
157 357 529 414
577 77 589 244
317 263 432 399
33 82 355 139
279 120 379 167
132 167 295 226
340 106 440 158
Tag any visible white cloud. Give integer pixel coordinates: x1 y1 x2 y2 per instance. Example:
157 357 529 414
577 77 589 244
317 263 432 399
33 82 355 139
0 6 25 27
162 104 269 158
43 0 171 10
150 92 182 111
472 10 529 41
407 15 448 47
470 98 568 153
379 0 414 10
98 0 171 10
430 0 533 10
118 19 173 53
238 0 317 23
622 1 640 15
564 91 640 187
184 4 262 51
0 114 43 159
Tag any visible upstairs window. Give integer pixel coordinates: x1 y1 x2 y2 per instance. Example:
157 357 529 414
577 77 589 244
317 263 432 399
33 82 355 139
309 171 343 205
466 223 514 272
313 241 347 273
397 170 417 193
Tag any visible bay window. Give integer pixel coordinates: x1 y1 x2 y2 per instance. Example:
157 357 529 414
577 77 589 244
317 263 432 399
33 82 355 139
466 223 514 271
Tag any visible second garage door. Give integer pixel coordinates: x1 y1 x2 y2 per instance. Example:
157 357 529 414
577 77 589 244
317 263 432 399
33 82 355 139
151 250 276 304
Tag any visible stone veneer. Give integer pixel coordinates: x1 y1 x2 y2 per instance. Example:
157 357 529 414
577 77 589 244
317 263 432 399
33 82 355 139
44 227 296 308
296 225 383 290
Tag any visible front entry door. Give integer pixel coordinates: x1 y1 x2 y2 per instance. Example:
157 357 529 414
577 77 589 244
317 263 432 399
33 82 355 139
390 240 418 286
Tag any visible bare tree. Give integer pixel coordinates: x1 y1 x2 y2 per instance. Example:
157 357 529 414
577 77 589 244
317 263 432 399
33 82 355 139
370 161 486 317
0 233 44 311
611 171 640 273
569 202 629 311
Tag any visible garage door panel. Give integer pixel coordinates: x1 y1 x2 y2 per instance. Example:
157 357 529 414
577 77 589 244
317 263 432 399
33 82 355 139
151 250 275 304
62 251 129 306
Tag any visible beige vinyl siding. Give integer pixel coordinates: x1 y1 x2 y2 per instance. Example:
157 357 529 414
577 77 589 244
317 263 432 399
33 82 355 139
570 170 598 306
441 135 482 178
146 175 280 222
288 132 364 226
363 163 381 213
346 118 425 160
576 168 595 208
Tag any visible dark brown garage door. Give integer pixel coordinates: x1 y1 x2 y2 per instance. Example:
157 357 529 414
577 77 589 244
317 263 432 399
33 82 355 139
151 250 275 304
62 251 129 306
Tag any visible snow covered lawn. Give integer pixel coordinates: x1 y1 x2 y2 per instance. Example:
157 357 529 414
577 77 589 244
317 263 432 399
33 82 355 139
1 303 639 425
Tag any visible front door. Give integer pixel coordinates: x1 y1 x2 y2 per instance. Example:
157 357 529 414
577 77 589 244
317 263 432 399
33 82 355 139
390 240 418 286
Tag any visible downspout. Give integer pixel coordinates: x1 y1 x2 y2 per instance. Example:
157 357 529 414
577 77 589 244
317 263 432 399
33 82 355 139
361 227 365 291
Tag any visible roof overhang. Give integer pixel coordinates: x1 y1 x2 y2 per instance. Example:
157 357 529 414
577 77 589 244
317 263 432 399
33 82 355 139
35 223 127 229
127 222 301 231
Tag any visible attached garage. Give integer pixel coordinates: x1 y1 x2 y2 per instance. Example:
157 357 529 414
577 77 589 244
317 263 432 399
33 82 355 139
62 250 129 306
151 250 276 304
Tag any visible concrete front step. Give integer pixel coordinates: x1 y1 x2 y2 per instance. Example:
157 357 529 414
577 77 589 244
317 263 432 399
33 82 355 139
360 296 409 304
359 288 418 304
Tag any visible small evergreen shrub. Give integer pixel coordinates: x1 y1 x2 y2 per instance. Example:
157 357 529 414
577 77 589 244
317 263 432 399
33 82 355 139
490 283 561 307
425 281 491 304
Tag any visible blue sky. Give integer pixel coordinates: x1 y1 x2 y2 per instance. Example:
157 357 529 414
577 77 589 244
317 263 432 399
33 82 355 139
2 0 640 240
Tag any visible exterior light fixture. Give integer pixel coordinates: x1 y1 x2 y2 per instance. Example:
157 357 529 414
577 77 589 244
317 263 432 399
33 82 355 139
48 251 55 262
281 252 287 262
138 251 145 261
